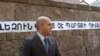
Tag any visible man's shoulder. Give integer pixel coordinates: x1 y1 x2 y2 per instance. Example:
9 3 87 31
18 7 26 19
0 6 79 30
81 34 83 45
48 37 56 42
23 34 37 43
22 36 33 44
48 36 56 40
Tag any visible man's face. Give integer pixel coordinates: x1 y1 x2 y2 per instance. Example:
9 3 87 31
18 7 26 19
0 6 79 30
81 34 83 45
41 19 52 36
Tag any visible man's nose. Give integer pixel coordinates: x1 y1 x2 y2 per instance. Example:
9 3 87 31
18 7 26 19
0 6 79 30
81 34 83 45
50 25 53 29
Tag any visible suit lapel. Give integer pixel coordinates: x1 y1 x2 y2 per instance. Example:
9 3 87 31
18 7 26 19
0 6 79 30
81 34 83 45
33 34 47 55
48 38 54 56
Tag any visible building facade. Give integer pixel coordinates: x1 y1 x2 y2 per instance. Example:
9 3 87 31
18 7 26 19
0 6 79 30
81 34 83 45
52 0 80 4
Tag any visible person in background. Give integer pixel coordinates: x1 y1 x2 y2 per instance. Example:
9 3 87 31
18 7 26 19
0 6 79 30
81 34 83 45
20 16 61 56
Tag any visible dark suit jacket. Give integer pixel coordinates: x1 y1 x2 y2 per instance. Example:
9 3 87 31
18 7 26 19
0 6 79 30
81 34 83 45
20 34 61 56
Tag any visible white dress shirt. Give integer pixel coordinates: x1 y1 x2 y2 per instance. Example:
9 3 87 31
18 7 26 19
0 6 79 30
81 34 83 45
37 32 46 46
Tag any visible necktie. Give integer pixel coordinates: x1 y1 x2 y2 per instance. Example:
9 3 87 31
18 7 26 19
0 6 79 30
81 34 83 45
44 38 49 54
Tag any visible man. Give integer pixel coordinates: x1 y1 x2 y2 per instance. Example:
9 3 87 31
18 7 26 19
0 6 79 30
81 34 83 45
20 16 61 56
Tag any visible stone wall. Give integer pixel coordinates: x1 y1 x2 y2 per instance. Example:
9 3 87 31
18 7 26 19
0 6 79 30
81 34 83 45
52 0 80 4
0 0 100 56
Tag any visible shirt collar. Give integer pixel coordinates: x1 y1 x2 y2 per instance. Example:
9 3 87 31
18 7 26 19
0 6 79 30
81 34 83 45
37 32 45 42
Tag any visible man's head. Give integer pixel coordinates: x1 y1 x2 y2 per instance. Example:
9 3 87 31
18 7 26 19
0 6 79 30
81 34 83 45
35 16 52 36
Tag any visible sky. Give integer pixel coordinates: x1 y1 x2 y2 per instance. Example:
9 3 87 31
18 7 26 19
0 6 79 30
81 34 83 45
84 0 96 4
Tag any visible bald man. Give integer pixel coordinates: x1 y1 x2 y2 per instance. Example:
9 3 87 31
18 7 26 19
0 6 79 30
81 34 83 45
20 16 61 56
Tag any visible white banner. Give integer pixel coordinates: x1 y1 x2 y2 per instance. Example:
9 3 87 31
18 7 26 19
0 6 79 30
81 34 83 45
0 21 100 33
0 21 36 33
52 21 100 30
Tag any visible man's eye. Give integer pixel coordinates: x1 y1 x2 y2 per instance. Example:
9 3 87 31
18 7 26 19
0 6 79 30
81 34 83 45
48 24 51 26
